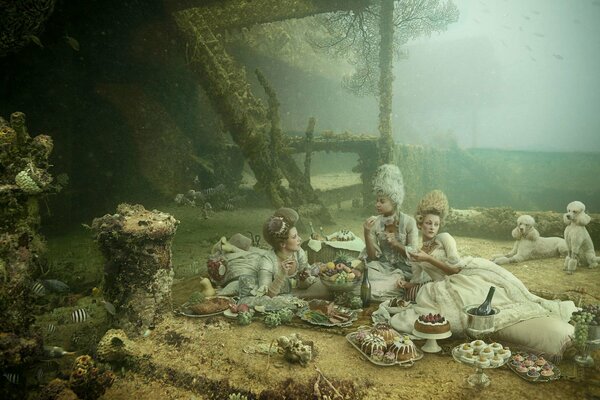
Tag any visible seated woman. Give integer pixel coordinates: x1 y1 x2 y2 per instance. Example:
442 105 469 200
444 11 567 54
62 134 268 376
392 190 576 339
255 209 316 298
362 164 419 301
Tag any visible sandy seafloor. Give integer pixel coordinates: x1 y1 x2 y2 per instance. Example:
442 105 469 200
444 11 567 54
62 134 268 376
43 174 600 400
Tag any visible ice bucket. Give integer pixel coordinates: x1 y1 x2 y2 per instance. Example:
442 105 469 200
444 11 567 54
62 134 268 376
463 305 500 338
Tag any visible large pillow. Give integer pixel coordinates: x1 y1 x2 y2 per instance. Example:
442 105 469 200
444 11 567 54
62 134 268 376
492 317 574 361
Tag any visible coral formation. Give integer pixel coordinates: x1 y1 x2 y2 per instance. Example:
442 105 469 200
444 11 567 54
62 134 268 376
91 204 178 335
96 329 139 363
276 333 313 366
68 355 115 400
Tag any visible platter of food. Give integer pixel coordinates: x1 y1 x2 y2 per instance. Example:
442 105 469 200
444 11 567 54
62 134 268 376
380 298 412 314
178 296 234 317
506 351 561 382
451 340 511 368
345 325 423 367
298 300 357 327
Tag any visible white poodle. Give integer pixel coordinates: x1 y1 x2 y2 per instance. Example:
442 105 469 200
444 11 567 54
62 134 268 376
492 214 568 265
563 201 599 273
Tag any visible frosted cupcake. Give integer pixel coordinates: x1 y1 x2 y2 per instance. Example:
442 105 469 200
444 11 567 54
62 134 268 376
517 364 528 373
470 340 486 353
475 355 491 368
523 359 534 367
535 357 546 367
460 344 474 357
489 342 503 353
461 353 475 364
512 354 524 362
540 368 555 377
479 346 494 359
527 369 540 380
496 348 511 360
490 355 504 367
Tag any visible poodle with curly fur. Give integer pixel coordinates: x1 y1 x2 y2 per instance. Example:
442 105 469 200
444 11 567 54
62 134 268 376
563 201 599 273
492 214 568 265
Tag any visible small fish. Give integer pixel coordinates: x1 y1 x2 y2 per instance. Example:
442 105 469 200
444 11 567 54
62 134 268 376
24 34 43 48
32 281 47 296
102 300 116 316
64 35 80 51
42 279 70 293
43 345 75 358
553 54 564 60
3 372 19 384
35 367 44 382
193 175 200 184
223 203 234 211
91 287 102 297
47 323 56 334
71 308 88 323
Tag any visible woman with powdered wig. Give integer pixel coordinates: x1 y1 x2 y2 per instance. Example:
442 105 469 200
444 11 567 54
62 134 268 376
255 208 313 297
362 164 419 300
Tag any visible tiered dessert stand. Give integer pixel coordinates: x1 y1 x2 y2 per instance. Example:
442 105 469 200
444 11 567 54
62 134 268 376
451 346 507 388
411 329 451 353
456 304 502 389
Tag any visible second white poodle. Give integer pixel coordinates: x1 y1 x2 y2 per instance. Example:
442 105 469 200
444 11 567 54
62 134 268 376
564 201 599 273
492 214 568 265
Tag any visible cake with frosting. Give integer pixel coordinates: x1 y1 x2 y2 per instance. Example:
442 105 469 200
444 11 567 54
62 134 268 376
370 323 399 345
388 336 418 362
360 333 387 356
414 313 451 334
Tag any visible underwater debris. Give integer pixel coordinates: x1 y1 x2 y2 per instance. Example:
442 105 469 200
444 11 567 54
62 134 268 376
274 333 314 366
43 345 75 358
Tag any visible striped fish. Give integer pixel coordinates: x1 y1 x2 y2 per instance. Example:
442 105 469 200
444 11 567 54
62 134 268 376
71 308 88 323
3 372 19 384
223 203 234 211
47 323 56 334
35 367 44 382
32 281 46 296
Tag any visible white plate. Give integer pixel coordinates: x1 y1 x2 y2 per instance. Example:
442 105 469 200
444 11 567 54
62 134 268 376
380 299 412 314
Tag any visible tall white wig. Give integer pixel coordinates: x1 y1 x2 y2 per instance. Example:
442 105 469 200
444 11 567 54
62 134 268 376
372 164 405 209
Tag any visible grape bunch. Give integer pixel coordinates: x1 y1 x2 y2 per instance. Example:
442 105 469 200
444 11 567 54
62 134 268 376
570 304 600 348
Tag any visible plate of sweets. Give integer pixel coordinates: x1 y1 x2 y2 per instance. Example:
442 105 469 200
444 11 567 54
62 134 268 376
381 297 412 314
507 352 561 382
178 296 234 317
451 340 512 368
346 323 423 367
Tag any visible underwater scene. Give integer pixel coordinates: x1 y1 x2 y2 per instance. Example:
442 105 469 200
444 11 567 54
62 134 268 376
1 0 600 399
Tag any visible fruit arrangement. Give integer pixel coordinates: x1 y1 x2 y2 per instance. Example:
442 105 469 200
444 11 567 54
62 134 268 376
319 261 362 283
570 304 600 348
417 313 446 324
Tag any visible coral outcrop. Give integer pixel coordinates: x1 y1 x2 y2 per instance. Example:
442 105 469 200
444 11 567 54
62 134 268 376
91 204 178 335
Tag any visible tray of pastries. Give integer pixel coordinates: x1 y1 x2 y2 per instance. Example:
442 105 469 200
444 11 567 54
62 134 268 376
346 324 423 367
451 340 511 368
507 351 561 382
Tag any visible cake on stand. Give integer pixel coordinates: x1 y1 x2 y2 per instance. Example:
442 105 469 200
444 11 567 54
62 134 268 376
451 346 507 388
412 329 451 353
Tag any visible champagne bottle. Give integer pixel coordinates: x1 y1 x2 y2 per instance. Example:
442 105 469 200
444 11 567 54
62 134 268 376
309 221 317 240
360 266 372 307
472 286 496 316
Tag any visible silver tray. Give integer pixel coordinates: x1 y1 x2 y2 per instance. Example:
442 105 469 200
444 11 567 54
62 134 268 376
177 297 233 318
346 331 423 367
506 352 561 383
451 345 508 369
298 305 358 327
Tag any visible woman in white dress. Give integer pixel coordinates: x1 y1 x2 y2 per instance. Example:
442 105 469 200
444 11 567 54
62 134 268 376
393 190 576 336
362 164 419 301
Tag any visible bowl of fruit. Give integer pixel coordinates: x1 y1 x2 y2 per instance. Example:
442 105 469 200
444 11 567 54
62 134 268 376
319 255 363 293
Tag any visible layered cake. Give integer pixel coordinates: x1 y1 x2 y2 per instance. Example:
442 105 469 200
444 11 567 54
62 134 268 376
389 336 418 362
414 313 451 334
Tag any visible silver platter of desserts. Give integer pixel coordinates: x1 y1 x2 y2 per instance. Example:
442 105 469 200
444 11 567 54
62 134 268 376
451 342 510 369
345 331 424 367
506 351 561 382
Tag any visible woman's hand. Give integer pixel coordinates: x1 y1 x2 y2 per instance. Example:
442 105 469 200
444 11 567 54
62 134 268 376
409 250 432 262
385 232 399 246
363 216 377 233
396 279 417 289
279 256 297 276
